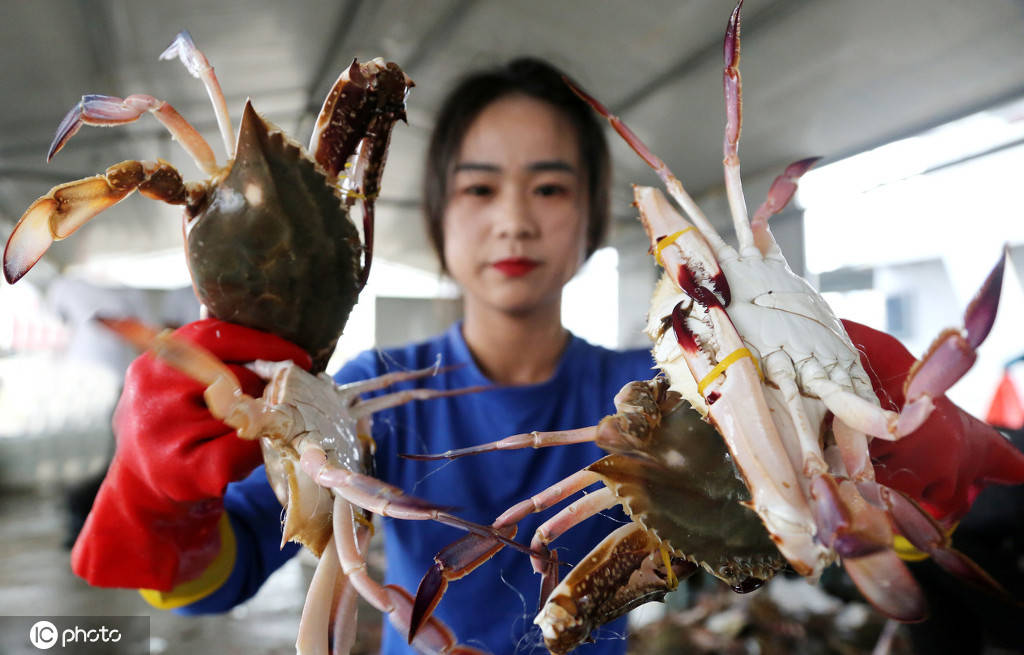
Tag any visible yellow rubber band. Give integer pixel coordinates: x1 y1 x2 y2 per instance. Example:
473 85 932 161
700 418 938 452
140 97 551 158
659 544 678 589
358 432 377 451
139 513 236 610
655 228 696 268
893 522 958 562
697 348 762 396
354 512 376 538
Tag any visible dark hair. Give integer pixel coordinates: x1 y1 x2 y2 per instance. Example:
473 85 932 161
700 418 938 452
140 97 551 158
422 57 611 272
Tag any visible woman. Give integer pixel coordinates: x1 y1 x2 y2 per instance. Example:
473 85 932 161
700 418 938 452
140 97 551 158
72 58 653 655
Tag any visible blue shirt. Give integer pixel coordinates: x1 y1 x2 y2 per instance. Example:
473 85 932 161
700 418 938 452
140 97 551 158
182 323 654 655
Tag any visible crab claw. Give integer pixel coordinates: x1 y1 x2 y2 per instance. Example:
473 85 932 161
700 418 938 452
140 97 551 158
879 486 1013 602
902 249 1006 414
845 316 1024 525
809 474 891 560
634 186 730 306
4 173 134 284
842 549 928 622
408 530 512 644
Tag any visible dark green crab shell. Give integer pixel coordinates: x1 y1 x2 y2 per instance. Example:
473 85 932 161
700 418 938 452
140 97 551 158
593 380 786 589
185 103 362 372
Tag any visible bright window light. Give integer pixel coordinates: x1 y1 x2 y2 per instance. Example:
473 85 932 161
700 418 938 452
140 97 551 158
65 249 193 289
800 96 1024 299
798 97 1024 415
325 259 459 374
563 247 619 349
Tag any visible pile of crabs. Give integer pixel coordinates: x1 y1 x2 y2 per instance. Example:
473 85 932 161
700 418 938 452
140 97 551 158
5 2 1023 654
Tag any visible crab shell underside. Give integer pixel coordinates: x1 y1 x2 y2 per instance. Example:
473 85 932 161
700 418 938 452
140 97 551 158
254 361 373 556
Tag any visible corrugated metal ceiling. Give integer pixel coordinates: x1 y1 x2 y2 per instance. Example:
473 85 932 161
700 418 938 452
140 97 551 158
2 0 1023 277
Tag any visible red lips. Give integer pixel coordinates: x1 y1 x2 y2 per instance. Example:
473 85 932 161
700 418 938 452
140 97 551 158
492 257 539 277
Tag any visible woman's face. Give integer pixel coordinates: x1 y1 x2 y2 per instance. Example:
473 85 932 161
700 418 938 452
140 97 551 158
442 94 589 317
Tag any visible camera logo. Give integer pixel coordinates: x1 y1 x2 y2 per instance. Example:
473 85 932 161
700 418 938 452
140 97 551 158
27 619 123 650
29 620 58 649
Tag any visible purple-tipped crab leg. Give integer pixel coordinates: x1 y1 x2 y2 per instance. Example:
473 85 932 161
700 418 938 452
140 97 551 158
160 31 234 158
902 250 1006 410
48 94 217 175
750 157 820 256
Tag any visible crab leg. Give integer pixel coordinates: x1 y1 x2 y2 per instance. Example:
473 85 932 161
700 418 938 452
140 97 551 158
900 250 1006 417
749 157 820 257
566 81 729 257
407 526 517 645
529 486 620 598
48 93 217 175
805 250 1006 443
299 446 537 559
721 0 758 257
408 469 602 641
296 532 360 655
349 385 488 421
334 365 464 397
402 426 599 461
2 163 201 285
841 550 927 622
98 319 297 439
330 497 481 655
160 31 234 159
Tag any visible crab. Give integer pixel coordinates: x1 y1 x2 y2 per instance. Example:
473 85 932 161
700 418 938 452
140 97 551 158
107 318 537 654
2 31 540 654
402 1 1022 651
573 0 1013 626
402 376 788 654
3 31 411 372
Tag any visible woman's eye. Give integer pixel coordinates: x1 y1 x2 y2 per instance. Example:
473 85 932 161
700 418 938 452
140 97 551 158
534 184 567 197
461 184 494 197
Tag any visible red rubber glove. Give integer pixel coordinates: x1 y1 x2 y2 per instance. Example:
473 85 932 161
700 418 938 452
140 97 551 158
843 319 1024 526
71 318 311 591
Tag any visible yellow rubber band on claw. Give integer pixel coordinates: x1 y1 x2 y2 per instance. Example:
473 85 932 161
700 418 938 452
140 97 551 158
893 522 958 562
659 544 678 589
354 512 376 537
697 348 762 396
655 228 696 269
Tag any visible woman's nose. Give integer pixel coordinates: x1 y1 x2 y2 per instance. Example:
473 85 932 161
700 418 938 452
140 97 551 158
493 189 538 239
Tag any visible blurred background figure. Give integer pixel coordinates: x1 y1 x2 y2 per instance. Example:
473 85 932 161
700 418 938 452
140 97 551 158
49 276 200 546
